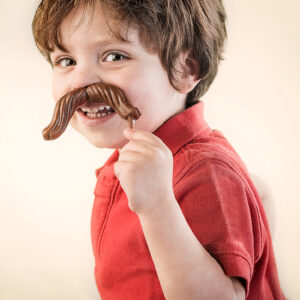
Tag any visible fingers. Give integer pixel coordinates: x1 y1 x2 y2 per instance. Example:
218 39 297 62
123 128 165 148
118 149 145 163
119 139 155 158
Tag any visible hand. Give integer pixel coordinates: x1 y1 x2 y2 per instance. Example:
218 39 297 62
114 128 174 215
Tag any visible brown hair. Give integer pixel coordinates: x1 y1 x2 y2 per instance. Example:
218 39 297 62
32 0 227 108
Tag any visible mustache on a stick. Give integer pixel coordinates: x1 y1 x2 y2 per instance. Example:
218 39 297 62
43 82 141 141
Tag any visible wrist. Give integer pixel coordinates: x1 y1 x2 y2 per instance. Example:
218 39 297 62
136 190 178 221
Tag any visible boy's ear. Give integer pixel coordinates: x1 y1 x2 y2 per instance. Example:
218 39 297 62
174 51 201 94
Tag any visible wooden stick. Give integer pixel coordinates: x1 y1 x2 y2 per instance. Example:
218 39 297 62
129 117 134 129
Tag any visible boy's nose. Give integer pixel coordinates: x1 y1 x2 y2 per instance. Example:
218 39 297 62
71 67 102 91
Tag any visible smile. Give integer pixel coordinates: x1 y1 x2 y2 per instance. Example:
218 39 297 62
76 108 117 126
79 107 115 118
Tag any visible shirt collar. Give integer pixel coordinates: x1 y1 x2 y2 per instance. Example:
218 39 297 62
95 149 119 178
95 101 209 177
153 101 210 156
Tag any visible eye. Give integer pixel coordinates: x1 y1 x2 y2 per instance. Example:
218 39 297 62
54 57 76 68
105 52 127 62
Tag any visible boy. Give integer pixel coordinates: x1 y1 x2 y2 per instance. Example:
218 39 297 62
32 0 285 299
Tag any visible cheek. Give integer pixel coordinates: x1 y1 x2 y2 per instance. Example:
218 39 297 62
52 87 58 103
52 78 60 103
115 69 150 100
119 68 170 111
52 75 67 102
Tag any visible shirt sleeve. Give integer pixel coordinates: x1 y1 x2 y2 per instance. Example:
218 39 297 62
174 157 265 297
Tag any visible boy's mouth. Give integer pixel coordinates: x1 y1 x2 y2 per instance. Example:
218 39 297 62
77 103 114 114
77 103 115 118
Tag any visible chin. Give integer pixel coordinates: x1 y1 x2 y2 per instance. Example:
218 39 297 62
83 134 127 149
70 120 128 149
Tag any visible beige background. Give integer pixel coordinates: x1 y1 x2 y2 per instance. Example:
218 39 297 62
0 0 299 299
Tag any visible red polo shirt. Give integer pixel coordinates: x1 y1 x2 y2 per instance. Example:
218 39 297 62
91 101 285 300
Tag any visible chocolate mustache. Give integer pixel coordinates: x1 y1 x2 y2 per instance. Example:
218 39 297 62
43 82 141 140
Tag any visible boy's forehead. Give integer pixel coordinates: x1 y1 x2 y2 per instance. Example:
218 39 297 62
57 3 138 51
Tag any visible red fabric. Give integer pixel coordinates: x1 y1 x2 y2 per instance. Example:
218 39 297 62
91 101 285 300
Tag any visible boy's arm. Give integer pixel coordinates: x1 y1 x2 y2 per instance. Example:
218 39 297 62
137 195 245 300
115 129 246 299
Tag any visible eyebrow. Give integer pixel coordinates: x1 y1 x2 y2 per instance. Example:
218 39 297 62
92 37 134 48
51 37 134 56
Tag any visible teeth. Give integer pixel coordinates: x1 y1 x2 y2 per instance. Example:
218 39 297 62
85 111 114 118
80 105 112 113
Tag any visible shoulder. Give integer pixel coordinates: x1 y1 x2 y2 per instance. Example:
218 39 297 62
175 140 267 252
173 142 261 221
173 136 249 189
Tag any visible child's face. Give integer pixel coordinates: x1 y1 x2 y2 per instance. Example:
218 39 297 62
50 4 186 149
